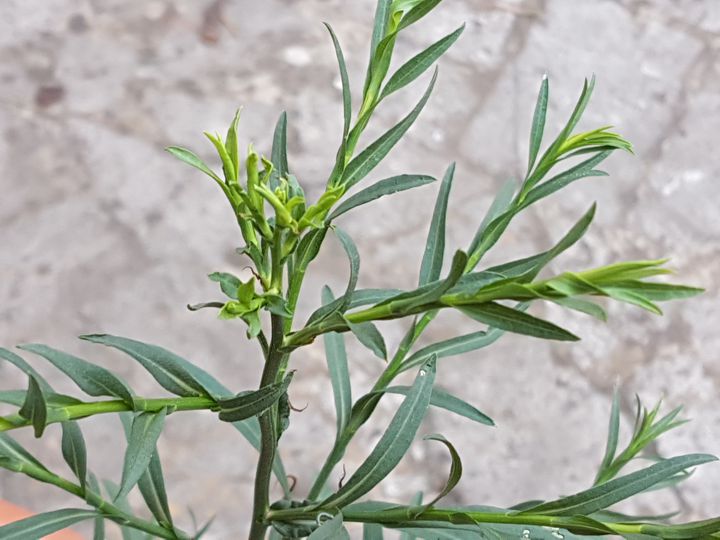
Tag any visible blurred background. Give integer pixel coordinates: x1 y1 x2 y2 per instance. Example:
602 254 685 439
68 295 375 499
1 0 719 537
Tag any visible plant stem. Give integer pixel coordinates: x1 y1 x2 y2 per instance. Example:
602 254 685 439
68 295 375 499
266 505 645 536
22 467 182 539
249 314 285 539
0 396 217 433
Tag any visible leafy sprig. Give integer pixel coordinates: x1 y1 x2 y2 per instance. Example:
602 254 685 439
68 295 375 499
0 0 714 539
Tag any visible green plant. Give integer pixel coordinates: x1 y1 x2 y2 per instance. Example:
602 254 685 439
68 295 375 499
0 0 716 538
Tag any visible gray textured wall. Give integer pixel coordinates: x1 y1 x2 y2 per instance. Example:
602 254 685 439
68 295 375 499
1 0 718 538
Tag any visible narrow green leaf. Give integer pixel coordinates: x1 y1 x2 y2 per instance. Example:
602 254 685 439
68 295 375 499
397 0 444 31
329 174 435 220
294 228 328 284
402 328 504 371
515 203 597 283
322 287 352 438
61 421 87 492
342 68 438 189
551 297 607 321
0 508 97 540
79 334 213 399
595 388 621 485
364 522 385 540
165 147 223 184
324 23 352 139
419 162 454 285
18 343 134 407
459 302 579 341
322 357 436 507
527 74 549 175
333 227 361 317
521 150 610 209
271 111 290 179
307 288 403 326
422 434 463 508
365 0 393 96
18 376 48 438
117 408 168 500
203 131 235 183
384 385 494 426
0 347 53 393
0 390 81 408
137 449 173 527
381 250 467 312
208 272 241 299
225 109 241 180
467 180 516 261
218 372 294 422
523 453 718 516
346 319 387 360
309 513 350 540
381 25 464 100
0 432 49 471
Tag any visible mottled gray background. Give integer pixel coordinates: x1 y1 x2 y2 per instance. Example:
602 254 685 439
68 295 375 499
1 0 718 538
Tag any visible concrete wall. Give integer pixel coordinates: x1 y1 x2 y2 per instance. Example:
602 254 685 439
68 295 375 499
1 0 718 537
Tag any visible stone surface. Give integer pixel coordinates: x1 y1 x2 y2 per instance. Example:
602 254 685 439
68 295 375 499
0 0 718 538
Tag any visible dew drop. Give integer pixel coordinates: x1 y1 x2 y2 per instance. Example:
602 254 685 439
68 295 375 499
419 369 427 376
550 528 564 539
521 529 531 539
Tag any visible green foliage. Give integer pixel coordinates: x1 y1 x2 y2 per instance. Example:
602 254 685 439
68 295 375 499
0 1 714 539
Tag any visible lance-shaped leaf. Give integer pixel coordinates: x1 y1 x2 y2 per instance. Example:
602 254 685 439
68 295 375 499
421 434 463 509
364 0 392 95
80 334 213 399
322 357 436 508
0 390 81 408
383 385 493 426
0 432 49 471
0 347 53 393
460 302 579 341
272 111 290 180
342 69 438 189
527 74 549 175
165 147 223 185
61 421 87 492
137 450 173 527
322 287 352 438
402 328 505 372
18 343 134 407
218 372 294 422
309 513 350 540
324 24 351 140
116 408 168 500
595 388 621 485
307 288 403 326
0 508 98 540
346 319 387 360
521 453 717 516
381 25 464 100
18 376 48 438
520 150 611 209
334 227 361 315
329 174 435 221
419 163 454 286
467 180 516 263
208 272 241 299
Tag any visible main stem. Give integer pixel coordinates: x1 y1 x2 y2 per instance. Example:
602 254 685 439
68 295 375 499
249 314 286 540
